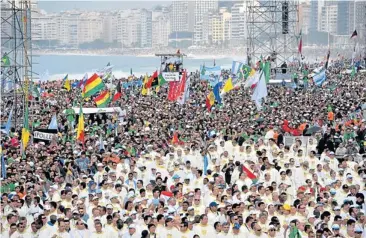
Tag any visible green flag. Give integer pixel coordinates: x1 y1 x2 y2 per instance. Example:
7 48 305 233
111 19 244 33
351 65 356 79
158 73 167 86
263 61 271 84
1 55 10 66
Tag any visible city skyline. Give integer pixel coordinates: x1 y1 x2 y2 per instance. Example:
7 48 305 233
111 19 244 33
4 0 364 50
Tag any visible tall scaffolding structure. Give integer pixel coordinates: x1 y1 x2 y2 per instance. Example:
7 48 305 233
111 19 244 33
1 0 35 129
246 0 299 69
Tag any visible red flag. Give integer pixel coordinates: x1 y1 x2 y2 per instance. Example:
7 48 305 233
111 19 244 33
242 165 257 180
168 81 179 101
112 81 122 101
146 71 158 89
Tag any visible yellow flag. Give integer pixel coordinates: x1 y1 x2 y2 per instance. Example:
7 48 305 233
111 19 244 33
63 74 71 91
141 75 149 95
222 77 234 93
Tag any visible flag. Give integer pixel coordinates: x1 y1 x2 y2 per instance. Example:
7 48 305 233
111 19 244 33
130 68 133 75
231 61 243 75
222 77 234 94
48 114 58 130
77 105 85 144
350 30 358 39
63 74 71 91
141 75 149 96
167 81 179 101
313 68 326 86
213 59 216 66
1 109 13 135
213 82 223 104
146 71 158 89
78 73 88 89
240 65 255 80
156 73 167 92
263 61 271 84
205 91 215 111
298 29 303 55
177 75 191 105
94 90 111 108
1 145 6 179
245 70 261 88
1 54 10 66
82 73 105 98
325 50 330 69
160 191 173 202
251 71 268 110
242 165 258 183
21 107 30 149
112 81 122 101
351 65 356 79
172 132 179 144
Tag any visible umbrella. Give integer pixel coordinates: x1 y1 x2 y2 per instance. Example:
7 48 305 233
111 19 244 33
305 126 321 135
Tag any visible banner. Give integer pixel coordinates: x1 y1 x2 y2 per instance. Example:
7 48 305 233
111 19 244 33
200 65 221 81
162 72 180 82
33 129 58 143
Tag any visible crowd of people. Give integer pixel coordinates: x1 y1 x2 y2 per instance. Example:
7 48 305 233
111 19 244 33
1 59 366 238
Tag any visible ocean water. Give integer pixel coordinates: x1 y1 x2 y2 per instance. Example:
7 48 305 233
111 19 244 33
34 54 243 81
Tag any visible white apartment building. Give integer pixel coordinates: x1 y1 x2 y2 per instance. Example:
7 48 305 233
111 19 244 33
117 9 152 48
193 0 219 45
31 11 58 42
231 2 246 46
152 12 170 48
77 12 103 44
170 1 195 33
102 13 118 43
319 4 338 34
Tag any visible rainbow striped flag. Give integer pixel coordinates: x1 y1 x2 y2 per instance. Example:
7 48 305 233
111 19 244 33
94 90 111 108
82 73 104 98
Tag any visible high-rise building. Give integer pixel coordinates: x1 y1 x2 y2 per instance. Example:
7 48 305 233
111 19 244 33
117 9 152 48
309 0 319 32
193 0 219 45
102 13 118 43
319 4 338 34
152 11 170 47
354 0 366 43
298 2 310 35
230 2 246 46
77 12 103 44
170 1 195 33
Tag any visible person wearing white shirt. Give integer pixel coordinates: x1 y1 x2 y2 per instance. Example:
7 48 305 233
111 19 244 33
193 215 215 237
49 219 71 238
71 220 91 238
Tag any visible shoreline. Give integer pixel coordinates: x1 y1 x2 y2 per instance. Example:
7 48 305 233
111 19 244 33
33 49 247 59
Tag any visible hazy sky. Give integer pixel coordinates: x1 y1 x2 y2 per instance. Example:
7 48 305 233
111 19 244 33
38 1 172 12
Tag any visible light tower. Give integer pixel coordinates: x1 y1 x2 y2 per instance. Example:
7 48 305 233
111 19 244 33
246 0 299 69
1 0 36 129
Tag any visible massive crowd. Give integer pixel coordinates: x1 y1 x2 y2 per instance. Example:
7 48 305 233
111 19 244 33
1 60 366 238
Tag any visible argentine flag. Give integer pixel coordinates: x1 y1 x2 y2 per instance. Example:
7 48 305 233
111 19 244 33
313 68 326 86
232 61 243 75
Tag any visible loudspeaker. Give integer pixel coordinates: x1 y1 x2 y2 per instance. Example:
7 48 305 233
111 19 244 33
282 2 289 34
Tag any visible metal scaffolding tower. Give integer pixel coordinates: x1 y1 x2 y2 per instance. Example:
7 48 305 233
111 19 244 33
246 0 299 69
1 0 35 129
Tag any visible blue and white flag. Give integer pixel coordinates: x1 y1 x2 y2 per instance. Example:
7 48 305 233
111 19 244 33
231 61 243 75
313 68 326 86
48 115 58 130
1 108 13 135
200 65 221 86
99 135 105 151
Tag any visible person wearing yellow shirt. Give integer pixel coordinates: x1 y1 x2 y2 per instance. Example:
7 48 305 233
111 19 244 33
49 219 71 238
248 222 267 238
91 221 107 238
178 222 195 238
193 214 215 237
